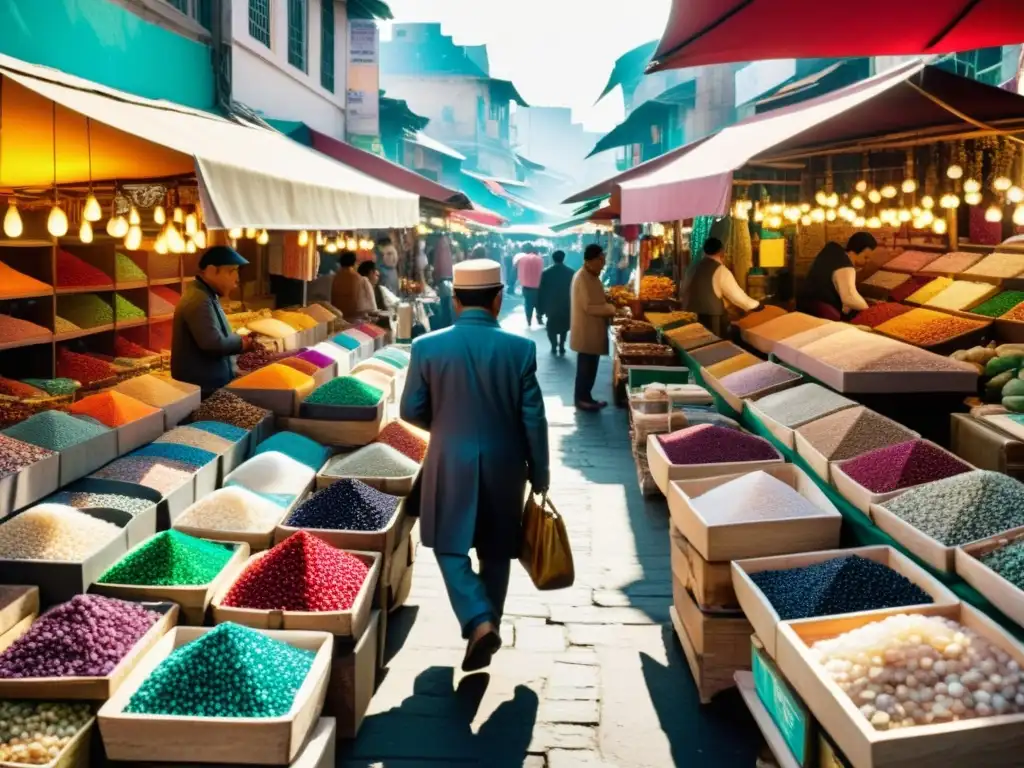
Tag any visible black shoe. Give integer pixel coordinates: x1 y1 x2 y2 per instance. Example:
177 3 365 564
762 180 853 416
550 347 558 355
559 346 566 356
462 625 501 672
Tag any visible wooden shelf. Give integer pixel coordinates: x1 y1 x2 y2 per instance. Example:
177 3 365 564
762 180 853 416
0 289 55 301
56 285 115 295
150 277 182 286
0 335 53 352
55 324 115 342
149 313 174 323
735 671 801 768
115 281 148 291
0 239 54 248
115 318 147 329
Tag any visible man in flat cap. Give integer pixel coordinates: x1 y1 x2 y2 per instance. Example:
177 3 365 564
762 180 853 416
171 244 254 396
401 258 550 673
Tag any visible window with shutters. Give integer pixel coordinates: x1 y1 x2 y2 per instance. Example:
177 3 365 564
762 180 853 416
164 0 188 12
249 0 271 47
288 0 308 72
321 0 335 91
193 0 212 30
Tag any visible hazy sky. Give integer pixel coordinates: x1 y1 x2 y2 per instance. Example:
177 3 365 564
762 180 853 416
380 0 672 133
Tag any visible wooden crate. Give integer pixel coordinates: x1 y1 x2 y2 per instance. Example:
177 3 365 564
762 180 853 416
669 600 747 705
871 500 974 574
732 546 959 658
92 542 250 625
668 464 842 562
0 585 38 636
956 526 1024 629
98 627 333 765
274 500 405 553
325 611 380 738
647 432 784 497
673 575 751 664
2 715 95 768
776 604 1024 768
670 524 737 610
211 550 380 640
0 603 178 700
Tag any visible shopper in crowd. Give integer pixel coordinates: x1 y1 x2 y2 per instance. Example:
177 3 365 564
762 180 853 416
680 237 761 337
538 250 573 356
401 258 549 672
358 260 398 332
331 250 377 321
798 232 875 320
570 243 617 411
375 237 401 294
515 243 545 327
504 244 518 296
171 245 254 398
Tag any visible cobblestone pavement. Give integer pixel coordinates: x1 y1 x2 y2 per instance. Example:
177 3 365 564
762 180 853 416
340 299 760 767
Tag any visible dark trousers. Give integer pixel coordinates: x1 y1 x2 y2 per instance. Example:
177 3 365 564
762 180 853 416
547 326 567 351
575 352 600 404
522 287 539 324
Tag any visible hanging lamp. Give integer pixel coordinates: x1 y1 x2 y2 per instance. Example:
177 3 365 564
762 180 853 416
46 102 68 238
0 78 22 239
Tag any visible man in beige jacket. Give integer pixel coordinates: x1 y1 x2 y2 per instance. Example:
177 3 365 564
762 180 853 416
570 244 617 411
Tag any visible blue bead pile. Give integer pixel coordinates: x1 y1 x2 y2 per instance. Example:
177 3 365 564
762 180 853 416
286 479 399 531
331 334 360 351
2 411 110 451
189 421 248 442
255 432 329 472
130 443 216 469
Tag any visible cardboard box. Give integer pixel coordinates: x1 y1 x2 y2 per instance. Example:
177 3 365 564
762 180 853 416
275 500 404 554
315 457 418 496
84 505 157 550
299 396 385 424
0 451 60 519
0 602 178 700
115 411 166 456
647 432 784 497
277 414 384 449
98 626 333 765
956 526 1024 629
325 611 380 738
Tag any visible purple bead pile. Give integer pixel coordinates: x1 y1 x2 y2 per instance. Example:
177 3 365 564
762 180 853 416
840 439 971 494
719 361 802 397
0 594 159 678
657 424 778 465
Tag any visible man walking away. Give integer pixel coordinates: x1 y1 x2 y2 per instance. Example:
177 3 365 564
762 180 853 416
538 250 573 356
570 244 616 411
516 244 545 327
401 258 550 672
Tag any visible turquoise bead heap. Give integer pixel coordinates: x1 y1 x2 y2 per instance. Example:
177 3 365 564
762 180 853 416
125 623 315 718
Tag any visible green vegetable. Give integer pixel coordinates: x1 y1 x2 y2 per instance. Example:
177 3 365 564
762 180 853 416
1004 396 1024 413
1003 378 1024 398
987 355 1024 376
987 370 1015 391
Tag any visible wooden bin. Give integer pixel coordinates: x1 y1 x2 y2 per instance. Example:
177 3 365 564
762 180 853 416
273 499 405 553
0 450 60 519
325 610 380 738
97 626 333 765
776 604 1024 768
646 432 784 497
670 524 737 610
955 526 1024 629
0 585 39 652
731 546 959 658
210 550 380 641
0 602 178 700
3 715 95 768
870 498 996 574
277 411 385 449
668 464 842 562
92 541 250 625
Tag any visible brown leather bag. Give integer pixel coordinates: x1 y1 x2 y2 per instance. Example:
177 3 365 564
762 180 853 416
520 491 575 591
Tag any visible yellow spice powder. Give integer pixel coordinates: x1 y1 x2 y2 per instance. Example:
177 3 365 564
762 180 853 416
705 353 760 378
903 276 953 305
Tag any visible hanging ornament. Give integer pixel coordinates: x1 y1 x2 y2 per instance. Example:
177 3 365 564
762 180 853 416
107 215 129 238
154 236 168 255
128 207 141 226
3 202 22 239
185 213 198 236
173 207 184 224
186 240 197 254
814 190 828 206
193 230 208 250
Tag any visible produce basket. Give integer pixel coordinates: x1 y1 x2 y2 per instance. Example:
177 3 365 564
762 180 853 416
615 321 658 344
616 343 678 367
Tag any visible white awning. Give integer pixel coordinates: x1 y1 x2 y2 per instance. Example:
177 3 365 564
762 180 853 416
0 53 419 230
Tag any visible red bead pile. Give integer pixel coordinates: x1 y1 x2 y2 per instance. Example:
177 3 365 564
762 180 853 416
221 531 369 612
56 249 113 289
851 302 912 328
150 321 172 352
57 348 116 385
0 377 45 399
888 276 930 303
657 424 778 465
115 337 156 359
374 420 428 463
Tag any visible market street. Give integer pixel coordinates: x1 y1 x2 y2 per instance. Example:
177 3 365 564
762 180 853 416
340 299 760 768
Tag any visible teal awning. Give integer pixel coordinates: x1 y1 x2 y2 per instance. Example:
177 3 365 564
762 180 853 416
598 41 658 102
347 0 392 20
489 78 529 107
588 78 696 157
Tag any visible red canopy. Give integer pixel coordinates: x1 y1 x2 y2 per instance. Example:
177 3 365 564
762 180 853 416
451 205 507 227
308 129 470 209
650 0 1024 71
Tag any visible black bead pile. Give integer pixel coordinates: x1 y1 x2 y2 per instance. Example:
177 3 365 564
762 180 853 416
749 555 933 621
285 479 399 532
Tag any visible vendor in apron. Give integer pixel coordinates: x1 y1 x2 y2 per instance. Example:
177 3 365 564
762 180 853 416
797 232 875 320
680 237 761 337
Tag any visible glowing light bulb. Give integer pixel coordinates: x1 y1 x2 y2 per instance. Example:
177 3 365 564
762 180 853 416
826 193 839 208
185 213 198 236
173 207 184 224
344 237 356 251
855 180 868 193
800 215 812 226
811 208 826 223
947 164 964 180
881 185 898 199
1009 187 1024 204
1014 205 1024 227
964 178 982 194
920 210 934 227
898 209 912 222
46 205 68 237
316 231 325 246
83 194 102 223
753 208 763 223
854 216 866 228
868 189 882 204
985 205 1004 223
128 207 140 226
154 205 167 225
965 191 983 206
3 203 23 238
79 219 93 244
298 230 309 247
799 203 811 213
933 218 948 235
867 216 882 229
995 176 1013 192
124 225 143 251
257 230 270 245
785 207 800 223
851 196 865 210
325 241 338 253
193 230 207 249
244 228 257 240
921 195 935 210
228 227 243 240
109 216 129 238
826 209 837 222
814 191 827 206
154 236 168 255
186 240 197 254
902 179 918 194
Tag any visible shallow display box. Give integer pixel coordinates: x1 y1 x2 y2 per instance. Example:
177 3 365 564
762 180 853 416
790 354 979 395
731 546 959 659
702 367 804 416
52 477 162 533
793 421 922 486
775 604 1024 768
92 541 250 625
299 394 386 424
150 472 197 531
246 413 277 457
0 714 95 768
59 428 119 486
305 365 333 390
274 498 404 555
210 550 380 640
668 464 841 562
120 376 202 430
0 585 39 649
325 610 380 738
0 449 60 519
316 342 357 375
875 318 992 358
115 411 165 456
0 602 177 700
955 526 1024 629
746 401 801 450
228 383 312 418
277 413 384 449
85 504 157 550
0 526 130 607
646 432 784 497
98 626 332 765
749 637 816 768
670 524 737 610
315 457 418 496
829 440 961 516
992 317 1024 343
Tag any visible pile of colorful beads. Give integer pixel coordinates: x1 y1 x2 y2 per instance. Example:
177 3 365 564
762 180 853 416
286 479 400 532
375 348 410 368
881 250 941 274
278 357 319 376
2 411 110 452
224 452 316 507
187 420 248 443
114 337 157 359
229 364 313 391
124 623 315 717
114 253 147 283
99 531 234 586
875 308 987 347
851 302 912 328
311 342 349 364
657 424 778 465
0 595 159 678
112 375 187 409
0 262 49 298
222 531 369 611
150 285 181 310
254 432 329 471
963 252 1024 280
704 352 760 379
114 294 146 321
0 504 122 560
294 348 334 369
330 333 360 351
918 251 984 276
693 471 824 524
0 701 92 764
0 377 46 399
56 348 116 384
147 290 176 317
0 315 51 344
0 434 55 475
191 390 271 430
751 383 855 428
56 249 112 288
246 318 299 339
157 425 236 454
903 277 954 305
970 291 1024 318
92 456 195 495
45 486 153 516
374 420 429 462
57 294 113 328
272 310 318 331
719 361 802 397
175 486 288 533
797 407 917 462
839 440 971 494
236 345 287 373
69 391 160 427
924 280 997 312
19 377 78 397
322 443 419 480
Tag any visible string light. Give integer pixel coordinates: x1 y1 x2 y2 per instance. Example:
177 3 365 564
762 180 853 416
154 236 168 255
898 209 912 223
298 230 309 247
173 207 184 224
880 185 898 199
963 178 982 194
985 205 1004 223
854 216 866 228
800 215 812 226
325 241 338 253
947 164 964 179
867 216 882 229
244 228 257 239
193 230 207 249
128 207 140 226
921 195 935 210
185 213 198 236
257 229 270 245
825 209 837 222
855 179 868 193
83 195 102 223
1009 187 1024 204
868 189 882 204
1014 205 1024 227
3 202 22 239
964 191 983 206
186 240 197 254
851 196 866 210
107 215 129 238
815 190 828 206
933 218 948 235
228 227 243 240
994 176 1013 192
811 208 826 223
47 204 68 237
901 179 917 194
124 225 143 251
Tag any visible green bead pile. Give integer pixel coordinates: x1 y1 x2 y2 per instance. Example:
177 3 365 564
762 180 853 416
980 539 1024 588
115 294 146 321
125 623 315 718
115 253 147 283
970 291 1024 318
304 375 383 407
57 294 113 327
99 531 234 587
